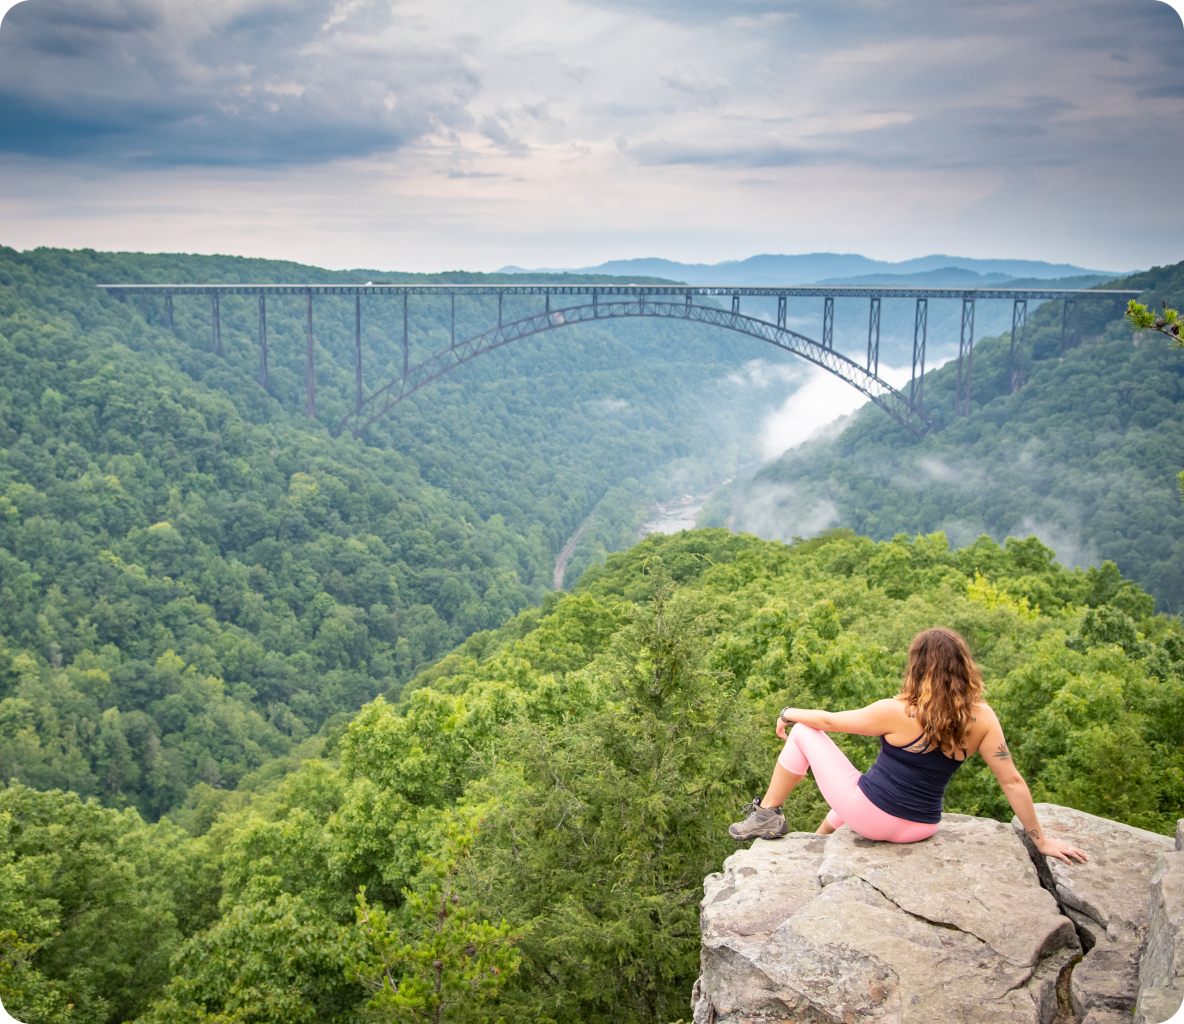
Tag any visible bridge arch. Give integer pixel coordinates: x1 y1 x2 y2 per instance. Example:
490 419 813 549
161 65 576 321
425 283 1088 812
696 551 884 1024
334 297 935 439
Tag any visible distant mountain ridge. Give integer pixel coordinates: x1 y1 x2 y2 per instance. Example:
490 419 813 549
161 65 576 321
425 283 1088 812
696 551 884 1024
498 253 1126 287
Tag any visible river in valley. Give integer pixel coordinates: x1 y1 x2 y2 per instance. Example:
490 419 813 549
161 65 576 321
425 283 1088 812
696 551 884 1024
640 490 718 536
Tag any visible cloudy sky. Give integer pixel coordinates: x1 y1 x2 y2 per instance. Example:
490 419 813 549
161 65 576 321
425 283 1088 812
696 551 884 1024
0 0 1181 272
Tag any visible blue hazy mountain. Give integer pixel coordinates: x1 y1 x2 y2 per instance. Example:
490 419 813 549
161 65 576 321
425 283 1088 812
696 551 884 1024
808 269 1113 289
498 253 1124 286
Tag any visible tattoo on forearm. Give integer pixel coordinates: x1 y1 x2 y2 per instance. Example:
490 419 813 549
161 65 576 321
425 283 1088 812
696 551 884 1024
1027 828 1040 841
992 743 1011 761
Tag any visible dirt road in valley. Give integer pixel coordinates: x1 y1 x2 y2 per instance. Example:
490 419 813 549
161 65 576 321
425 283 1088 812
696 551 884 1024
553 513 594 590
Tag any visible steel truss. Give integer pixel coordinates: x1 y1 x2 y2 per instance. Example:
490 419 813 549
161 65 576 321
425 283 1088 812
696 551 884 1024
333 299 936 440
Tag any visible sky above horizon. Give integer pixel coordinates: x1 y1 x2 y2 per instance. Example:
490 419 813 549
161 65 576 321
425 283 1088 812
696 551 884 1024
1 0 1182 273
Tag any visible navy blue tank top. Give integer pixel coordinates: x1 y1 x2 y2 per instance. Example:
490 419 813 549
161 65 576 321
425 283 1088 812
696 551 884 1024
856 734 965 824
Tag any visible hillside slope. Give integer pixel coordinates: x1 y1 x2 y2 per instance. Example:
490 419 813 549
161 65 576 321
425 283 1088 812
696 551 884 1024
5 527 1178 1024
705 260 1184 612
0 246 791 818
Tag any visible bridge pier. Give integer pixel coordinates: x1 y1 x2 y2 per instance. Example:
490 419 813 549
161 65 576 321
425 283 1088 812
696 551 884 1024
165 293 174 331
731 294 740 315
823 297 834 349
259 294 268 388
403 291 409 379
955 296 976 417
355 293 363 414
777 296 786 329
867 296 881 375
911 298 927 413
1061 298 1079 353
1008 299 1027 392
306 290 315 419
211 293 222 356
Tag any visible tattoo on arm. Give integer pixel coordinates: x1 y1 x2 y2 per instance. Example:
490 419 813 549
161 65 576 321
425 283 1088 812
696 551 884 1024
992 743 1012 761
1027 828 1040 841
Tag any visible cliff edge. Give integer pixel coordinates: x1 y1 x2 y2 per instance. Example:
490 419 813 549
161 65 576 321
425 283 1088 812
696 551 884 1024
694 807 1180 1024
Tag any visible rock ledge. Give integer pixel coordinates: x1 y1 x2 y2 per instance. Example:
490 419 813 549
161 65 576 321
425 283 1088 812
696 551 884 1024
695 813 1080 1024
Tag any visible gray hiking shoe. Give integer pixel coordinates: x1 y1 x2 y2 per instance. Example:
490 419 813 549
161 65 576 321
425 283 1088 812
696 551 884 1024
728 798 788 841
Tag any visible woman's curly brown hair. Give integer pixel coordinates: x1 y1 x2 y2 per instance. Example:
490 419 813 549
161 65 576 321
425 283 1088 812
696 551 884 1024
898 627 983 755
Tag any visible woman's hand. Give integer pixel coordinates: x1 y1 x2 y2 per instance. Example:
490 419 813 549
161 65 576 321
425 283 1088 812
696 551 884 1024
776 709 792 741
1035 835 1089 865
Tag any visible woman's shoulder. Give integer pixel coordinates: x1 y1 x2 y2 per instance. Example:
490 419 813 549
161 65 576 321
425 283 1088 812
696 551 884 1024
967 701 998 745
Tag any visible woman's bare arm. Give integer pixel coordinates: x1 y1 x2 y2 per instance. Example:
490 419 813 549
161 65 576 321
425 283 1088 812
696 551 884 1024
776 699 902 741
976 706 1088 865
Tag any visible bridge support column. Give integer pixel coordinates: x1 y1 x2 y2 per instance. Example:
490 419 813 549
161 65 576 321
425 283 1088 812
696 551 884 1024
1061 298 1079 353
1008 299 1027 392
545 292 550 314
823 296 834 349
911 298 927 412
497 290 503 329
777 296 786 329
258 294 268 389
165 293 174 331
955 296 976 417
731 294 740 315
451 292 456 345
686 290 693 310
403 290 409 379
867 295 881 375
306 290 315 419
211 293 222 356
355 292 363 415
593 289 598 316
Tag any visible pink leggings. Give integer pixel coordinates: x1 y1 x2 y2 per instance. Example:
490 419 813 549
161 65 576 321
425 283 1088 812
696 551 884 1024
778 723 939 843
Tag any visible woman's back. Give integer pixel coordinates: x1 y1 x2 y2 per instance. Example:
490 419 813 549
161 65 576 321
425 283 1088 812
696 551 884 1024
857 733 966 824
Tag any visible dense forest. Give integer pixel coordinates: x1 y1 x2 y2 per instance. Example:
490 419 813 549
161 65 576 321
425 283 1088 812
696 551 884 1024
3 528 1181 1023
2 246 1183 1023
706 260 1184 612
0 246 794 823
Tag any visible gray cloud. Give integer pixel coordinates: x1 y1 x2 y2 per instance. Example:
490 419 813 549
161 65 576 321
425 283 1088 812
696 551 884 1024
0 0 1181 272
0 0 477 165
0 0 1179 175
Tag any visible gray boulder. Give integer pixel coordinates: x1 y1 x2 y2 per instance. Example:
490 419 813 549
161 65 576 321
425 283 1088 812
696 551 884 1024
1011 804 1175 1022
1134 819 1184 1024
696 813 1080 1023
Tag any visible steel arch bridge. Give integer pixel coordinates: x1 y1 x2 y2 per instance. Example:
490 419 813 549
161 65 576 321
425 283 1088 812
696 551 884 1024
338 296 939 438
96 282 1139 442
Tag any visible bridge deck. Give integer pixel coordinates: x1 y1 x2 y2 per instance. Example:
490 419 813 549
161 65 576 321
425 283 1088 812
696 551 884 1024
98 283 1139 300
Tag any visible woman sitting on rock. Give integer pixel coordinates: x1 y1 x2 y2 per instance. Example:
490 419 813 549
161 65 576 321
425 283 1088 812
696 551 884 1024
728 625 1089 866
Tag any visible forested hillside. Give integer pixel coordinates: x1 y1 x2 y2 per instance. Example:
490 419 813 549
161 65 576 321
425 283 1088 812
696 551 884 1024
3 529 1180 1024
0 246 792 822
706 259 1184 612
